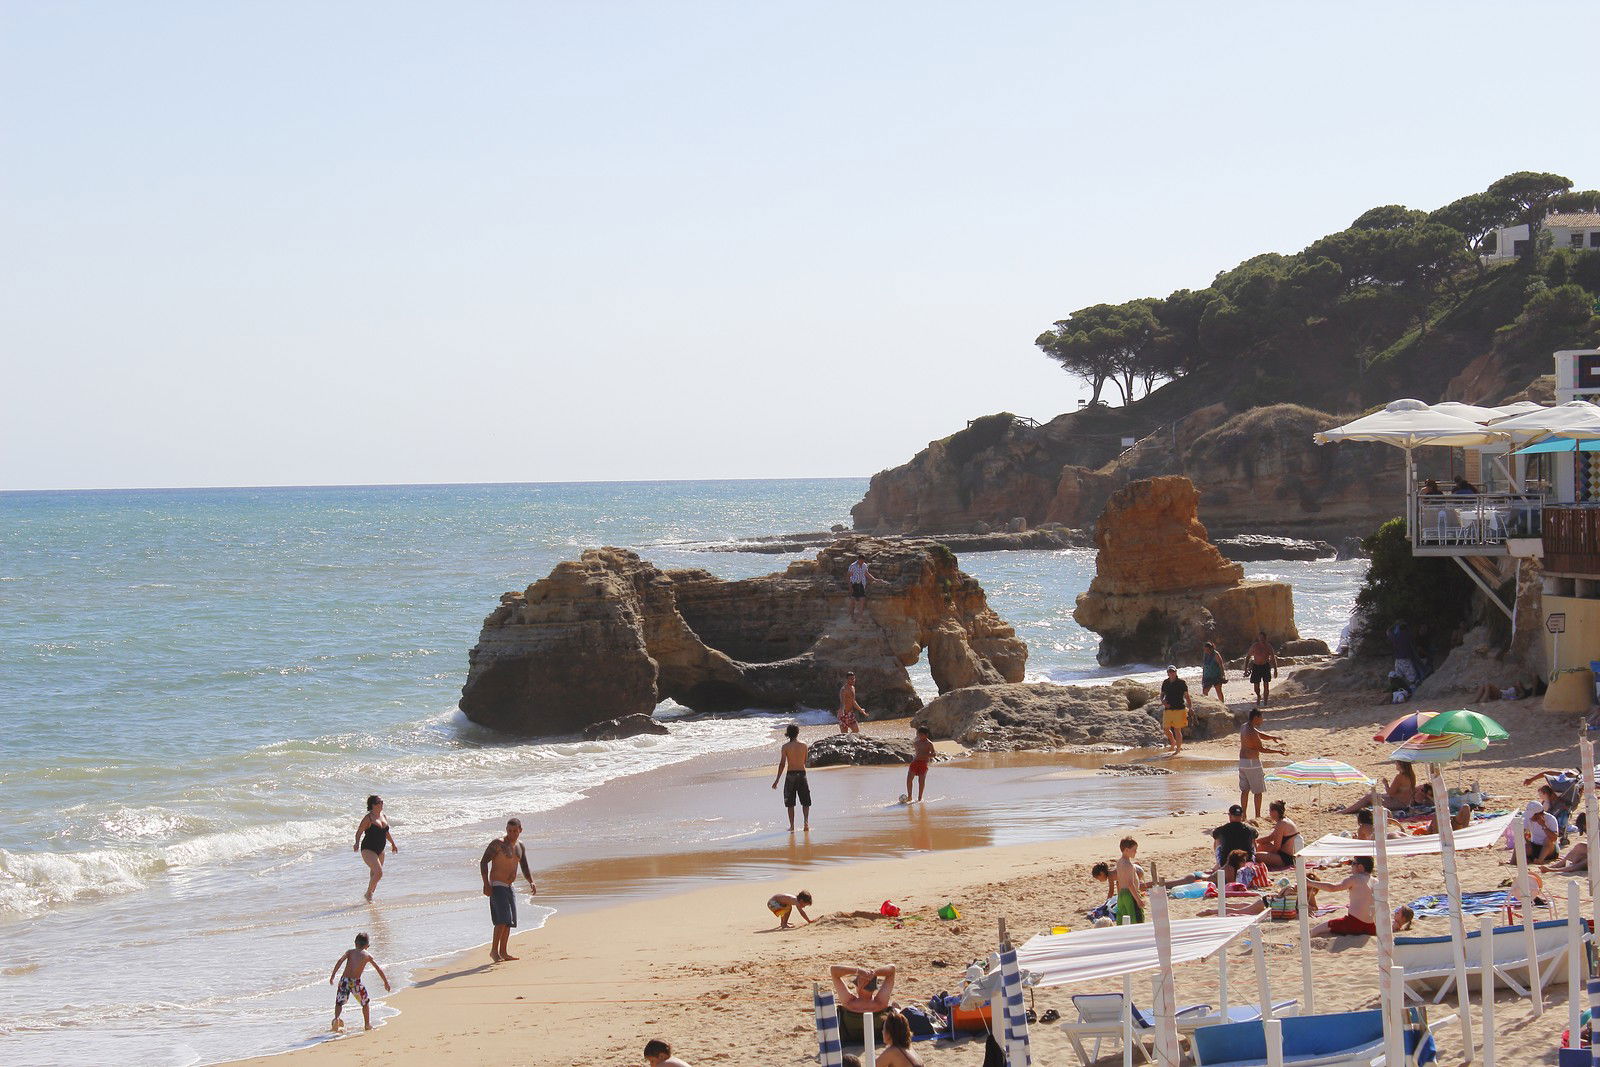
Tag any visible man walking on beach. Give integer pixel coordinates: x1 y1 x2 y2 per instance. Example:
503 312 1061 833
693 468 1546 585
837 671 868 734
1159 665 1192 757
846 554 881 620
1238 708 1287 819
771 723 811 832
1246 631 1279 706
479 818 536 963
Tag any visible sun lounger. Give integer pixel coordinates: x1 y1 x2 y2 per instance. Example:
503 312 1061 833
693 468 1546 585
1060 993 1299 1065
1190 1007 1455 1067
1394 917 1581 1003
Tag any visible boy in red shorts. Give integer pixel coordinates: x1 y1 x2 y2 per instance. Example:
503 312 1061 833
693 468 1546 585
905 726 934 802
1309 856 1377 937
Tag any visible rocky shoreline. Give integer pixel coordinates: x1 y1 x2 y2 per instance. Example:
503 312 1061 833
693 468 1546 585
673 526 1345 561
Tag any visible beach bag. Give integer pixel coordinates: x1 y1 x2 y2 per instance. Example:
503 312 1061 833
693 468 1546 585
1268 893 1297 920
938 903 960 920
900 1004 938 1037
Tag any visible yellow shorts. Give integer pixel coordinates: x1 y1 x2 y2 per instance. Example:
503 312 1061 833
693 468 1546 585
1162 707 1188 730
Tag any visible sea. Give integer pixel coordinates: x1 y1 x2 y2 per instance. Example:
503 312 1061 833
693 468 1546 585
0 480 1368 1066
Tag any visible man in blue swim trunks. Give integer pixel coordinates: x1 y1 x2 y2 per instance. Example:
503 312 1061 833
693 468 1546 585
479 817 537 963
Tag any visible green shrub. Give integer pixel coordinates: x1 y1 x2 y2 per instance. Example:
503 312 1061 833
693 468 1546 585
1354 518 1476 657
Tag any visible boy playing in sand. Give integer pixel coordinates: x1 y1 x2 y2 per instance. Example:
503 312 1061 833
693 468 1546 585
906 726 934 801
1114 837 1147 924
766 890 814 929
643 1038 692 1066
328 932 390 1032
1308 856 1377 937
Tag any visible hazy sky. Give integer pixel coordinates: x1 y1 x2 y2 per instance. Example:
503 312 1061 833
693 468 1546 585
4 2 1597 490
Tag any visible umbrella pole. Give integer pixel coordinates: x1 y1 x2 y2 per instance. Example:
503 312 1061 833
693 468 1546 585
1216 869 1229 1020
1428 767 1476 1056
1511 812 1543 1015
1479 915 1496 1067
1373 803 1401 1067
1147 889 1181 1067
1294 855 1314 1013
1121 916 1134 1067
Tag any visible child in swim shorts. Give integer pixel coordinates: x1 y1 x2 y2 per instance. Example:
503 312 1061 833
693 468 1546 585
329 931 390 1031
766 890 814 929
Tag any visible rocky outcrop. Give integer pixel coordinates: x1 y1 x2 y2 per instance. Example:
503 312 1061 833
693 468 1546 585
1072 477 1300 666
692 526 1088 556
806 734 918 767
582 714 671 741
1213 535 1336 561
913 680 1164 751
853 404 1404 541
459 537 1027 736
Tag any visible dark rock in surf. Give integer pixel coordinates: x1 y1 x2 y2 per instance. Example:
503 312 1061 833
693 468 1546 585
806 734 918 767
583 714 670 741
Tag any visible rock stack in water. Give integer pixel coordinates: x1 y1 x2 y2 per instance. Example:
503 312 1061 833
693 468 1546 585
1072 476 1299 666
458 536 1027 736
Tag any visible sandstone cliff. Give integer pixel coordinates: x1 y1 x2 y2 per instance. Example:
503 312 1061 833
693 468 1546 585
854 404 1404 541
1072 476 1300 666
459 537 1027 736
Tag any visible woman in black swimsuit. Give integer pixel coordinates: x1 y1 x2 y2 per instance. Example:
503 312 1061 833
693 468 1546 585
355 794 397 902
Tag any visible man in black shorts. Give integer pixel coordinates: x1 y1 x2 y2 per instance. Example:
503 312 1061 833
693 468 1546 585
1246 631 1278 706
771 723 811 832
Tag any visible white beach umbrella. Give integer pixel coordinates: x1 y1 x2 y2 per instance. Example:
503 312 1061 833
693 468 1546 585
1430 401 1504 424
1486 399 1600 442
1313 399 1509 449
1491 401 1546 419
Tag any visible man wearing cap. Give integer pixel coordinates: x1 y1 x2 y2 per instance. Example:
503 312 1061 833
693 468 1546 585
1159 665 1193 757
1210 805 1259 869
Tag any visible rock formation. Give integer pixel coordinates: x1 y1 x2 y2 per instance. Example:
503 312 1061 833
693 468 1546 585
852 404 1404 541
582 714 671 741
913 680 1165 750
806 734 918 767
459 537 1027 736
1072 476 1300 666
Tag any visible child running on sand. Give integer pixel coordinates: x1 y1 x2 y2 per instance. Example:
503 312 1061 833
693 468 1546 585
766 890 814 929
328 932 390 1032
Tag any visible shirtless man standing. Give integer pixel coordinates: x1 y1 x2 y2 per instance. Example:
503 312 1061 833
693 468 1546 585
1238 708 1287 818
906 725 935 802
1245 631 1278 706
479 818 536 963
772 723 811 832
836 671 868 734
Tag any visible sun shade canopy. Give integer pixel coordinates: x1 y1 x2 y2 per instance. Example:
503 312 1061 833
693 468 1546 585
1016 913 1265 988
1297 812 1515 860
1313 399 1508 450
1488 400 1600 441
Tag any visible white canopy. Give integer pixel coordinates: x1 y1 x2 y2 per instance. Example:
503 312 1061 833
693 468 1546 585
1314 399 1507 450
1486 400 1600 442
1493 401 1546 418
1297 812 1514 860
1430 401 1504 424
1016 913 1264 988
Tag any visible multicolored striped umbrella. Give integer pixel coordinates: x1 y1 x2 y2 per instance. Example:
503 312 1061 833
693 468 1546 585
1416 708 1510 742
1373 710 1437 744
1266 758 1375 787
1390 731 1489 764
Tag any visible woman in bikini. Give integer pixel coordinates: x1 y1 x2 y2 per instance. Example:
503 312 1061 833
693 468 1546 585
1255 799 1303 870
1341 760 1416 814
355 795 398 902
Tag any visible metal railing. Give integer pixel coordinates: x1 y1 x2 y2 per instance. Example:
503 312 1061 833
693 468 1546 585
1412 492 1544 550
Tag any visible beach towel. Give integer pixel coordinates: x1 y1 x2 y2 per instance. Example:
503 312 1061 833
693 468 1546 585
1406 890 1512 918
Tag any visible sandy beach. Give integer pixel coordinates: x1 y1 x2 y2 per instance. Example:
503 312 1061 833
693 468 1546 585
241 670 1593 1067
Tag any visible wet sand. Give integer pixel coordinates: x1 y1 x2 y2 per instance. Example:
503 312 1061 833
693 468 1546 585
242 677 1593 1066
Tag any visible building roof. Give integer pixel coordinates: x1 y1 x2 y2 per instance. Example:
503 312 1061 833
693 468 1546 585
1546 212 1600 228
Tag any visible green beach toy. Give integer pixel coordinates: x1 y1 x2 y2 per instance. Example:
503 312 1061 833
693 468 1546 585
938 903 960 920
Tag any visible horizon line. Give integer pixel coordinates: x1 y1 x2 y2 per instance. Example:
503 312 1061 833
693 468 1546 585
0 474 872 495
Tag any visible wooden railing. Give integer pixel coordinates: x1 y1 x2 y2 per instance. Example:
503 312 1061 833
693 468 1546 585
1543 506 1600 575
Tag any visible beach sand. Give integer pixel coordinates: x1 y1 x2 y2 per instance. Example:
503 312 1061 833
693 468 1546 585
241 673 1593 1067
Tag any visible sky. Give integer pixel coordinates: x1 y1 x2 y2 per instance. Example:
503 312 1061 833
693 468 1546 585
4 1 1598 490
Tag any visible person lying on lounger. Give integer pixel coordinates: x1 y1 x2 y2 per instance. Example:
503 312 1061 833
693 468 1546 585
1308 856 1378 937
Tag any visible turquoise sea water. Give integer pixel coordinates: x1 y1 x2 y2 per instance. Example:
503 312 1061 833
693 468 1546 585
0 481 1365 1065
